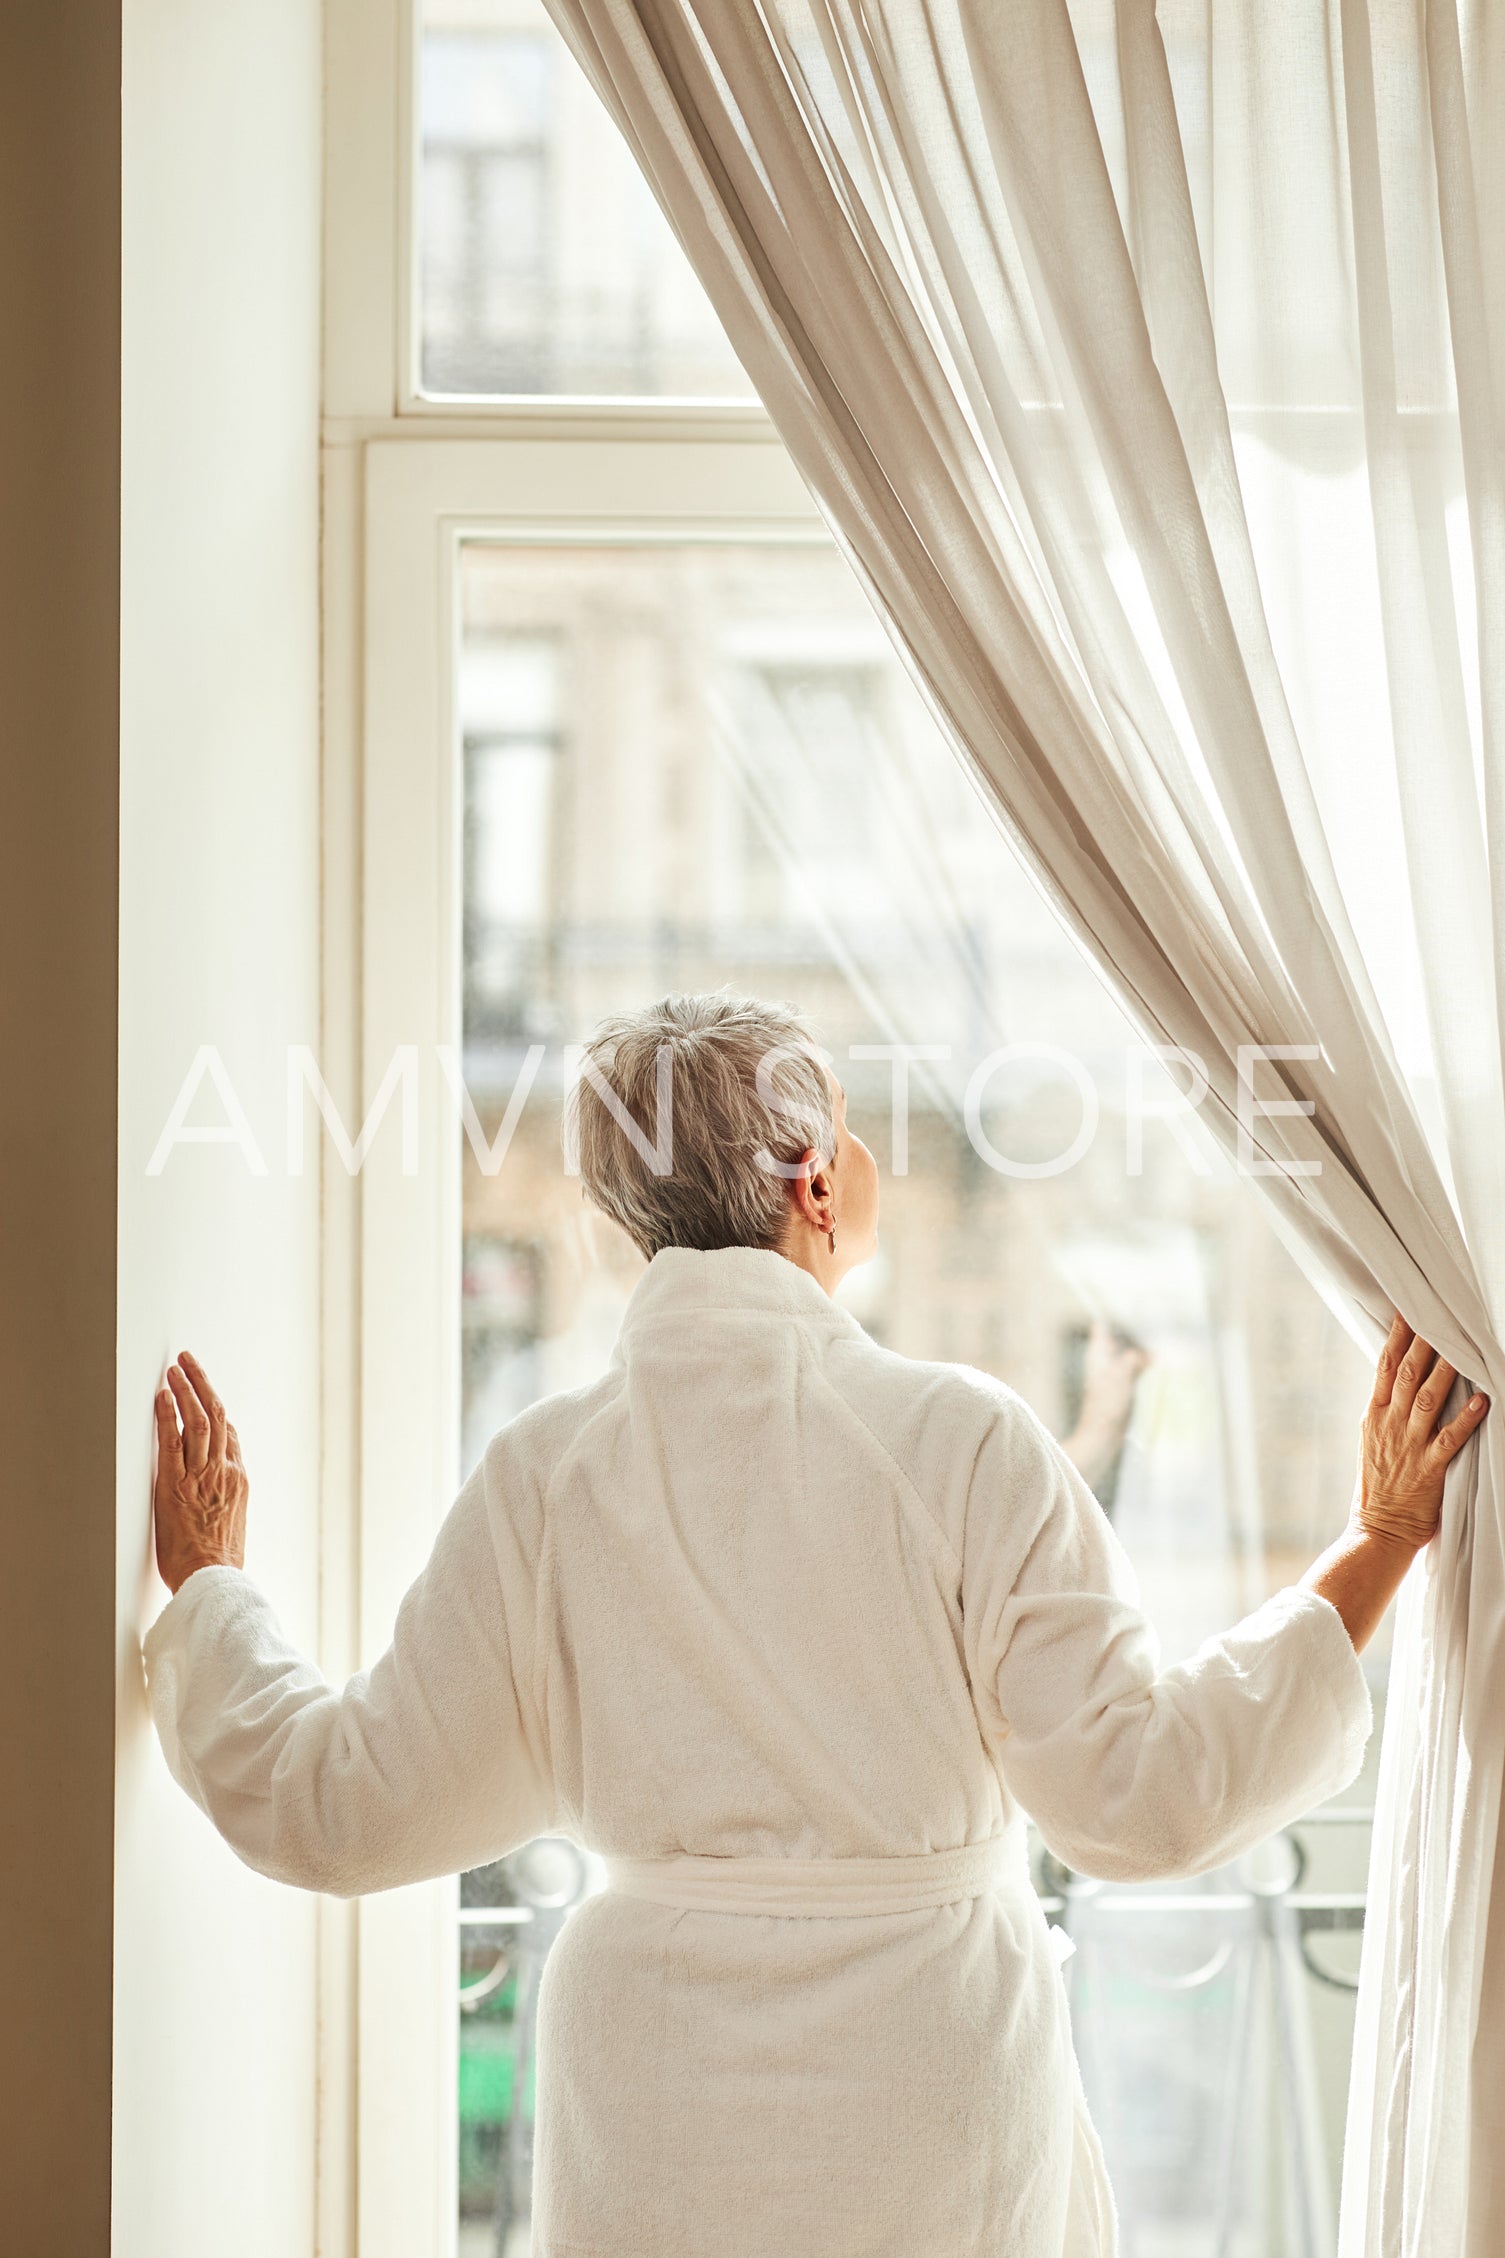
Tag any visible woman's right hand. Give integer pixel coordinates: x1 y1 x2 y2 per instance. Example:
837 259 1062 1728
153 1351 249 1594
1355 1313 1489 1553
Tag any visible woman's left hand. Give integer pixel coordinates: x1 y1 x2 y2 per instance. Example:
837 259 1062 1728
153 1351 248 1594
1353 1314 1488 1553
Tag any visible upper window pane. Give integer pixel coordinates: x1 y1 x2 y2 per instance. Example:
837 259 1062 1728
417 0 754 400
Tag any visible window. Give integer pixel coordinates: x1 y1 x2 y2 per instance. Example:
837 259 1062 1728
462 631 563 1041
416 0 753 400
325 11 1386 2256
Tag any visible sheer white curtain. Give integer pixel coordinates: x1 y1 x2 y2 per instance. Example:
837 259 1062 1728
538 1 1505 2249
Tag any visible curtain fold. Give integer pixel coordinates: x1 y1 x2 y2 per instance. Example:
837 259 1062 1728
537 2 1505 2247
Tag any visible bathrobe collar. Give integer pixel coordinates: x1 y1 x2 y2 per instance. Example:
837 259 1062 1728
615 1244 867 1349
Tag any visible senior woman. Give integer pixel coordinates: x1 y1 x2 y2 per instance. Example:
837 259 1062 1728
147 991 1488 2258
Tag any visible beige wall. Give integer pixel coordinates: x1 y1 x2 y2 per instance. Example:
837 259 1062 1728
0 7 121 2250
114 2 324 2254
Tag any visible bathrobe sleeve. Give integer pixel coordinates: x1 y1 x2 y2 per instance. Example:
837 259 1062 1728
961 1384 1374 1882
142 1446 555 1896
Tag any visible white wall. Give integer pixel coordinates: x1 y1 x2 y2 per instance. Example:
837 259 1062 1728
115 4 324 2253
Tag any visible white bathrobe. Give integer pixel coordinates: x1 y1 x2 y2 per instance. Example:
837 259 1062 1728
145 1244 1373 2257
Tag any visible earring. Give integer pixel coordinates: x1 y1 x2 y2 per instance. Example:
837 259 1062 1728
827 1225 837 1254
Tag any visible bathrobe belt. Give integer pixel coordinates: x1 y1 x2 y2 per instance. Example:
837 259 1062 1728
601 1835 1017 1921
601 1835 1079 1962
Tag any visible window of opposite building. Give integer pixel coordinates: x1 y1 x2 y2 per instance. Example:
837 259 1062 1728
416 0 753 401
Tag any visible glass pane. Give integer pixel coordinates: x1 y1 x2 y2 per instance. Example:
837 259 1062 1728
417 0 753 400
453 538 1381 2258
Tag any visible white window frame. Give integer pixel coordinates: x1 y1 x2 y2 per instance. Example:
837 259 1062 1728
322 4 819 2249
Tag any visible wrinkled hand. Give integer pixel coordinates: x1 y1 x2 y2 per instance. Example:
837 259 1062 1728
1356 1314 1489 1553
153 1351 248 1595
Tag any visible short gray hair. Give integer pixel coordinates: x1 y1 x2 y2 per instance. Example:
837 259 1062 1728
566 991 835 1260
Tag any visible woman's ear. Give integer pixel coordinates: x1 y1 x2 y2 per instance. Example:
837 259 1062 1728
804 1156 836 1230
788 1146 831 1233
